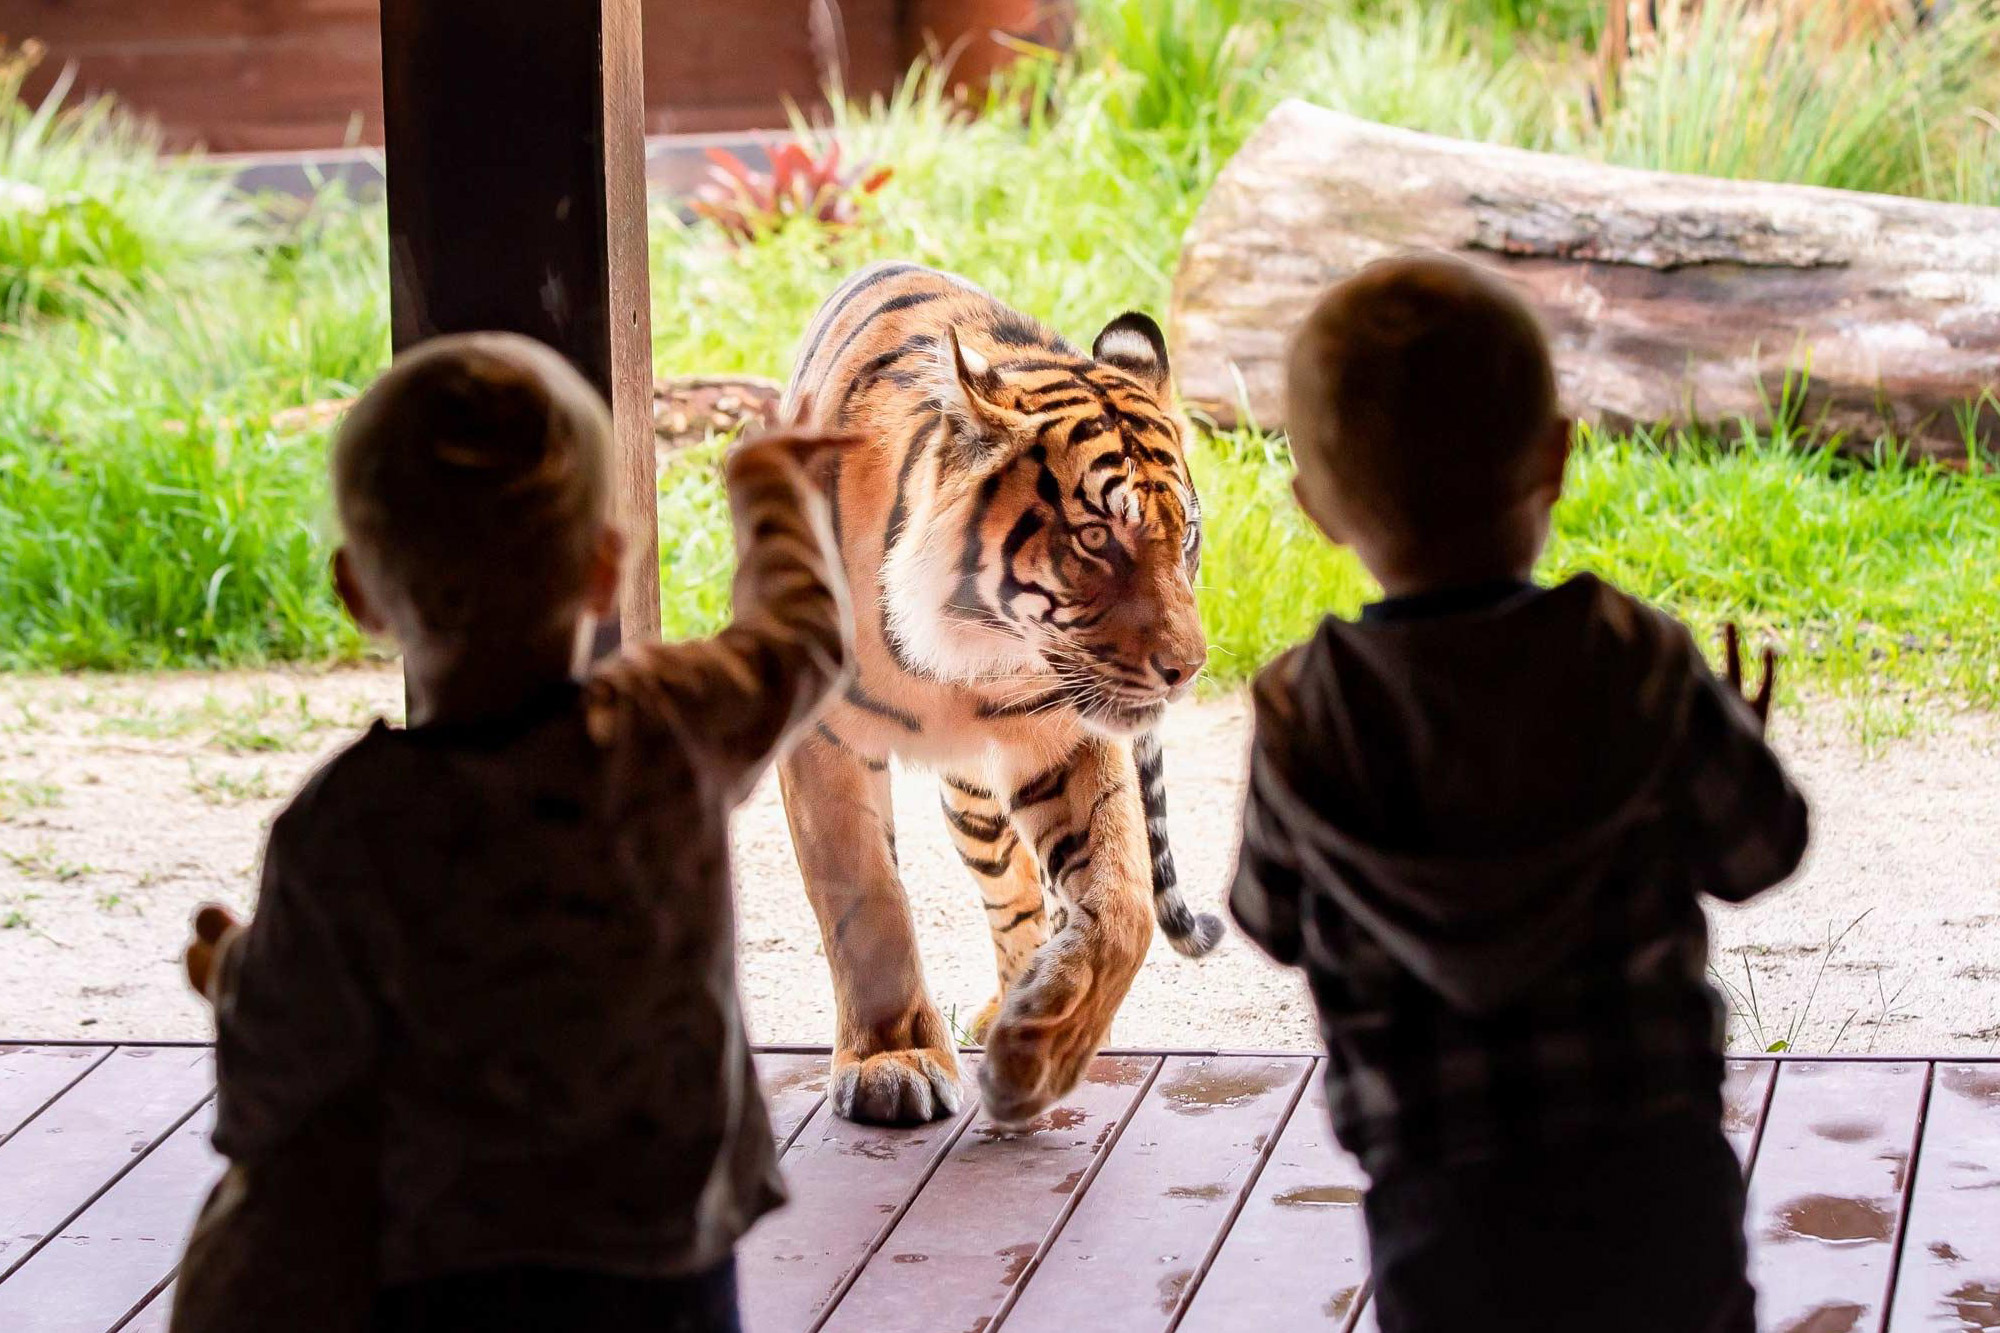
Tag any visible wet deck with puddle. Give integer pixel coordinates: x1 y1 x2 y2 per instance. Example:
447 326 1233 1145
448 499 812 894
0 1047 1996 1331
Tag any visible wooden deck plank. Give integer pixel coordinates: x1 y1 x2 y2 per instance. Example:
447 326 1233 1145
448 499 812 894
0 1048 216 1280
0 1045 1976 1333
1304 1056 1792 1320
1885 1064 2000 1333
117 1285 172 1333
821 1055 1161 1333
1176 1060 1369 1332
0 1100 218 1333
1724 1059 1779 1167
739 1058 981 1333
0 1047 112 1146
1743 1061 1929 1333
756 1052 831 1148
997 1054 1311 1332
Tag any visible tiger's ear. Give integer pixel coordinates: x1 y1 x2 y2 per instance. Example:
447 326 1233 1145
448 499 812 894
1092 312 1171 393
940 326 1011 435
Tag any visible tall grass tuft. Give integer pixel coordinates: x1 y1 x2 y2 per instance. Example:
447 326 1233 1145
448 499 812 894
0 181 387 668
1590 0 2000 197
1279 1 1570 148
0 51 249 319
1942 105 2000 205
650 57 1197 382
1074 0 1294 183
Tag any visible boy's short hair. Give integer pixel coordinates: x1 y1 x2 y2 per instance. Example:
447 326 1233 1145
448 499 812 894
1285 254 1557 537
333 333 612 639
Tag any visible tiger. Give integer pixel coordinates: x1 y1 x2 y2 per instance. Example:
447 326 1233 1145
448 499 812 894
780 262 1224 1127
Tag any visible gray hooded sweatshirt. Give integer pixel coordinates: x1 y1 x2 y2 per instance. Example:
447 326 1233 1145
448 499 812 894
1231 574 1808 1175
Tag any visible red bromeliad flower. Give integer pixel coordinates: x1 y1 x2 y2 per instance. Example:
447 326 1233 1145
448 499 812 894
690 141 894 245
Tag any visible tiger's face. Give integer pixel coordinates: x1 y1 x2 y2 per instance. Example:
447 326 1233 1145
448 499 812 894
882 312 1206 737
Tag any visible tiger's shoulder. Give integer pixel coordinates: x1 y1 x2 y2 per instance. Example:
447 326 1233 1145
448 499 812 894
786 264 1087 416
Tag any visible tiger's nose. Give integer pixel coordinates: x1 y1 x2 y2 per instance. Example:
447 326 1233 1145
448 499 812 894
1152 649 1207 691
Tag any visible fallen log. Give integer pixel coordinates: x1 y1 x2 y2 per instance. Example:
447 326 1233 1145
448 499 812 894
652 375 782 453
1169 101 2000 461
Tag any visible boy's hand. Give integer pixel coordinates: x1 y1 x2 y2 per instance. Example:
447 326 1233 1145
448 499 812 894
1722 622 1777 731
184 904 240 1000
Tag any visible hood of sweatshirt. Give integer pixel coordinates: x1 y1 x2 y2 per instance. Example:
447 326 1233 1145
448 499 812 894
1250 574 1705 1015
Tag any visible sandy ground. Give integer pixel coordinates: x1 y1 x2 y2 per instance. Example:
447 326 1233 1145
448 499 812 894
0 666 1995 1056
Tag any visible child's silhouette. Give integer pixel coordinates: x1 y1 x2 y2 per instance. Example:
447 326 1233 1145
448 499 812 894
173 333 857 1333
1232 255 1809 1333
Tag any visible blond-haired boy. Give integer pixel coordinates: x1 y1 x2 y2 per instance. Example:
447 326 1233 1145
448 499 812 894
175 333 854 1333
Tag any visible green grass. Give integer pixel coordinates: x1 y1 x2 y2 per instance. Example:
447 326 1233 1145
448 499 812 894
0 776 61 821
1193 426 2000 718
85 685 367 750
1554 426 2000 710
0 180 384 668
1279 2 1572 149
185 760 280 805
650 57 1196 378
0 0 1997 726
645 427 2000 720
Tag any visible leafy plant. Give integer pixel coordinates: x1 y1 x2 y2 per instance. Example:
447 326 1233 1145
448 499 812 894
0 177 384 669
689 141 892 246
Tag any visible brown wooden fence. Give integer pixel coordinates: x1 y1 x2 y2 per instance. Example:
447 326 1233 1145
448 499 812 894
0 0 1069 153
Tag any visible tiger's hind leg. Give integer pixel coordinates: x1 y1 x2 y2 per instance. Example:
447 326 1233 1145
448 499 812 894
938 776 1048 1044
780 726 962 1126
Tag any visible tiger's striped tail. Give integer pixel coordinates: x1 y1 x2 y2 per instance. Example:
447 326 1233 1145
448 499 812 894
1134 730 1226 958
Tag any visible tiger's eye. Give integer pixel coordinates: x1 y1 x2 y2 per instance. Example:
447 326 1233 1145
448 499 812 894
1076 524 1111 553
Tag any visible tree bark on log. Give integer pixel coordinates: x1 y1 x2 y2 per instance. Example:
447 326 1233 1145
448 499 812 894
1169 101 2000 461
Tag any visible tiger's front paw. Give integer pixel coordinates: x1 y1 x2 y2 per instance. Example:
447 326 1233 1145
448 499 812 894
832 1046 964 1125
979 940 1129 1126
981 1018 1097 1127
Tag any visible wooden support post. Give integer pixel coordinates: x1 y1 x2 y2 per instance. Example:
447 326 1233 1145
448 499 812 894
379 0 660 647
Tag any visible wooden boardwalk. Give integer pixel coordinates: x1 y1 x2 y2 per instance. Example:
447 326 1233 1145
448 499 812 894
0 1046 1996 1332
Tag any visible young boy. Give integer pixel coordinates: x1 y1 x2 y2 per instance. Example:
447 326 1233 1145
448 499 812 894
172 332 855 1333
1230 255 1810 1332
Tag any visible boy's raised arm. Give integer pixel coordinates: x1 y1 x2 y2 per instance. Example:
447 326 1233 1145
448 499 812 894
1680 629 1810 903
590 430 859 802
